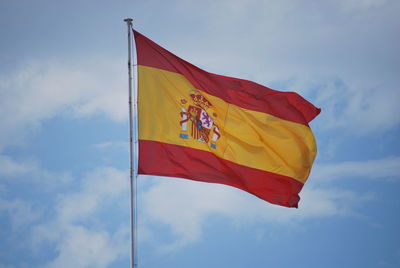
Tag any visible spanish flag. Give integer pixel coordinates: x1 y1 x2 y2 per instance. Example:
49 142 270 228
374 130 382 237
134 30 320 208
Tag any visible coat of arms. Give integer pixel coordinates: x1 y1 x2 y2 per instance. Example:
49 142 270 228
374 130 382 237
179 90 221 149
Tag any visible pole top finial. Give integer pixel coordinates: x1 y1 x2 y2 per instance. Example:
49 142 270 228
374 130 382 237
124 18 133 23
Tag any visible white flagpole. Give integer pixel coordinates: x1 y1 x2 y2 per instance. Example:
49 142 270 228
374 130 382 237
124 18 137 268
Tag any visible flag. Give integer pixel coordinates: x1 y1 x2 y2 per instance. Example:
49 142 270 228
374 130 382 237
134 30 320 208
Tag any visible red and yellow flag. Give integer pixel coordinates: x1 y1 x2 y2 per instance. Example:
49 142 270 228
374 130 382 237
134 30 320 208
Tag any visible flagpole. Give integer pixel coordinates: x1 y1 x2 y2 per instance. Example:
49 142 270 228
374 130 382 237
124 17 137 268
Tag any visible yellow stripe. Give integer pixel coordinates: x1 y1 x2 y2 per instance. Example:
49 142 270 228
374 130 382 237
138 65 317 183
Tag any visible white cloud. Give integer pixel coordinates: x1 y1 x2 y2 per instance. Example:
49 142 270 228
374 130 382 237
92 141 128 151
0 154 72 187
137 156 397 252
141 176 372 252
0 0 398 155
311 78 400 133
0 58 126 151
56 167 128 223
30 167 130 268
0 155 35 176
340 0 388 11
0 198 41 230
0 58 130 246
0 264 14 268
312 157 400 182
2 140 396 261
45 226 125 268
165 0 400 134
0 1 398 263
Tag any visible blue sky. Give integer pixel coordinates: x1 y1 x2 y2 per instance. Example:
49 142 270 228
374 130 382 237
1 0 399 267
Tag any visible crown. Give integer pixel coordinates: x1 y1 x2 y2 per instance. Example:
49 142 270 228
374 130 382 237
189 90 212 110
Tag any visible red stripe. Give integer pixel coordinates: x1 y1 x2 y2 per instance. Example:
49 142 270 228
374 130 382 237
134 30 320 126
138 140 304 208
